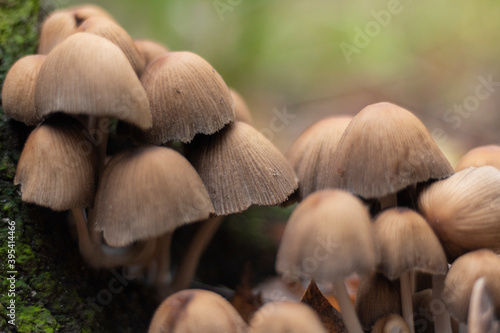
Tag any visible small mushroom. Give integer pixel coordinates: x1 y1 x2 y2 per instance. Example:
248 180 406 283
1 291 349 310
249 301 327 333
134 39 169 66
372 314 411 333
148 289 248 333
455 145 500 171
230 88 253 125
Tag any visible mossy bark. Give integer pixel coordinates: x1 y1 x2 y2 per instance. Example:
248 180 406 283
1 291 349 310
0 1 158 332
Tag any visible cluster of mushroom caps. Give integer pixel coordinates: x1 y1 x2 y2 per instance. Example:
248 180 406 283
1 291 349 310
146 102 500 332
2 3 298 295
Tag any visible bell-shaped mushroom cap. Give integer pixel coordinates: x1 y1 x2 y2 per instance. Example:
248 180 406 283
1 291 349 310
455 145 500 171
77 16 145 76
443 249 500 322
14 115 98 211
138 51 234 143
355 273 401 331
134 39 169 66
230 89 253 125
276 189 377 283
468 277 500 333
418 166 500 261
68 4 114 22
1 55 45 125
374 208 448 280
148 289 247 333
35 32 152 130
249 301 327 333
94 146 214 247
321 102 453 199
187 121 298 216
372 314 410 333
286 116 352 200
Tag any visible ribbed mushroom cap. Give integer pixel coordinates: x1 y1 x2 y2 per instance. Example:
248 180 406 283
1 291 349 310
2 55 45 125
355 273 401 331
67 4 114 22
187 122 298 216
455 145 500 171
134 39 169 66
468 277 500 333
94 146 214 247
418 166 500 261
14 115 98 211
77 17 145 76
276 189 376 283
372 314 410 333
443 249 500 322
138 51 234 143
249 301 327 333
322 102 453 199
374 208 448 280
230 89 253 125
35 32 152 130
286 116 352 200
148 289 247 333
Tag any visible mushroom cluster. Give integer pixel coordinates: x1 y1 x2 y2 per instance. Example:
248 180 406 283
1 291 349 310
3 3 297 298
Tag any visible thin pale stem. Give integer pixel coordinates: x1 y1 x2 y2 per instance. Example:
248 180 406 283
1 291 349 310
170 216 224 293
432 274 452 333
153 231 174 287
332 279 363 333
401 271 415 333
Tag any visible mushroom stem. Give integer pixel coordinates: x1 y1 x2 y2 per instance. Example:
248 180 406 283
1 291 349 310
72 208 157 268
400 271 415 333
432 274 452 333
379 193 397 210
332 279 363 333
170 215 224 293
153 231 174 287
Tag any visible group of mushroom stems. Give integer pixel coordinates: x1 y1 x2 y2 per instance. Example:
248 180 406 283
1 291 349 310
2 3 500 333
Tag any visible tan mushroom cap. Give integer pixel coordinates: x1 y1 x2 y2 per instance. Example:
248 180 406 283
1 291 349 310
35 32 152 130
249 301 327 333
139 51 234 143
455 145 500 171
134 39 169 66
14 115 98 211
230 89 253 125
372 314 410 333
374 208 448 280
321 102 453 199
148 289 248 333
187 121 298 216
443 249 500 322
355 273 401 331
2 55 45 125
94 146 214 247
276 189 377 283
77 16 145 76
418 166 500 261
286 116 352 200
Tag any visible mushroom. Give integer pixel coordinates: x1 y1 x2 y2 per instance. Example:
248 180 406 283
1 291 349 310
321 102 453 208
148 289 248 333
276 189 377 333
230 89 253 125
134 39 169 66
443 249 500 324
1 54 45 125
455 145 500 171
373 208 449 333
418 166 500 260
468 277 499 333
372 314 411 333
285 115 352 200
248 301 327 333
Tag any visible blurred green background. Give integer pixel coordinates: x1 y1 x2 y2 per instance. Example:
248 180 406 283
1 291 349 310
52 0 500 163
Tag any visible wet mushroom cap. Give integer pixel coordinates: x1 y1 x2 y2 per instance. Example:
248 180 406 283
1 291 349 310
14 115 98 211
286 116 352 200
94 146 214 247
322 102 453 199
1 54 45 125
249 301 327 333
148 289 247 333
443 249 500 322
418 166 500 261
455 145 500 171
35 32 152 130
187 121 298 216
138 51 234 143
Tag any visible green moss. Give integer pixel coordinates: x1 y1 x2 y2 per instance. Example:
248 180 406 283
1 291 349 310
16 305 59 333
